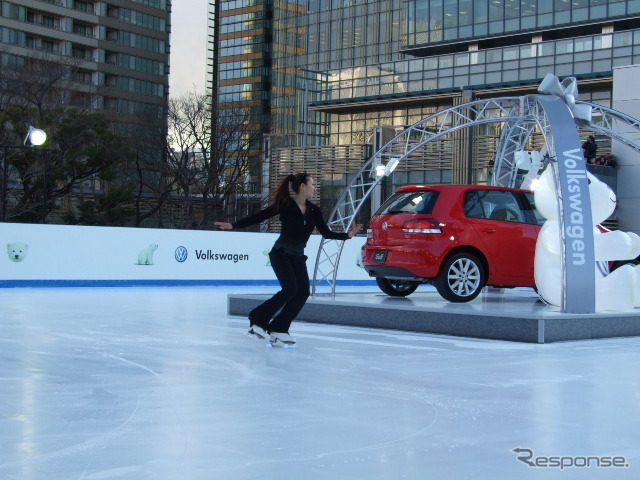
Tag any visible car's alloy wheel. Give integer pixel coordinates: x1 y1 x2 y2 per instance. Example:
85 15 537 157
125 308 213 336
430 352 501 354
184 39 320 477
435 252 485 302
376 277 420 297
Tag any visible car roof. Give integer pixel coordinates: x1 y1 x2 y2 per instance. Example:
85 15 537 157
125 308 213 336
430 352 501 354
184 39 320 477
394 184 531 194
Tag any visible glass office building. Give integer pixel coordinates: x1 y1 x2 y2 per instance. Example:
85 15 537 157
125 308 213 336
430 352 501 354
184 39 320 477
209 0 640 225
273 0 640 144
207 0 274 189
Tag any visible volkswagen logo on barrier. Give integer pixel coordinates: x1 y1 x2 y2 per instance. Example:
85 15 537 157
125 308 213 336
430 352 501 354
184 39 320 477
175 246 188 263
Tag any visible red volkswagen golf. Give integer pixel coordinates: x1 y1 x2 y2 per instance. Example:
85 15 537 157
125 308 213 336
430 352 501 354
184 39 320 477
361 184 545 302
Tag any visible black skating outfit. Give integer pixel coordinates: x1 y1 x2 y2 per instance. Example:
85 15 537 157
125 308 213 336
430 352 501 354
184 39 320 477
582 139 597 162
232 200 350 334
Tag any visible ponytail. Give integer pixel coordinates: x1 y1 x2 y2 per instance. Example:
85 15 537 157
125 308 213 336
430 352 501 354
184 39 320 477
272 172 309 212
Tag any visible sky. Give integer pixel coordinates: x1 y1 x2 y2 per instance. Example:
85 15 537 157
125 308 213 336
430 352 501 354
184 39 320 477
169 0 209 98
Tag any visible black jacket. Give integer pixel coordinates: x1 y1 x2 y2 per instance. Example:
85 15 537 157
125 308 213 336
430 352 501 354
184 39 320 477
583 140 597 159
232 200 349 255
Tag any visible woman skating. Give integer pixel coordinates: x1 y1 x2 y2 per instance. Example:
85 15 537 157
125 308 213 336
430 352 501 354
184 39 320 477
215 172 362 346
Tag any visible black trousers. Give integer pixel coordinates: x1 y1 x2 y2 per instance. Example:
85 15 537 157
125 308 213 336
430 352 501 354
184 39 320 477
249 249 310 334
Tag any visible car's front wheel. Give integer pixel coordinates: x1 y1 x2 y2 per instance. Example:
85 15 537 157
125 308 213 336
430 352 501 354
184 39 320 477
435 252 485 302
376 277 420 297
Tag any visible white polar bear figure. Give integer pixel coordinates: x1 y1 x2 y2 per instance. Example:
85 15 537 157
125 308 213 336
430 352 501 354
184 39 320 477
7 242 28 262
534 167 640 311
138 243 158 265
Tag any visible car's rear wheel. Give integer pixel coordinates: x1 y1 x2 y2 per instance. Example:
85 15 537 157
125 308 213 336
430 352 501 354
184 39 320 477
376 277 420 297
435 252 485 302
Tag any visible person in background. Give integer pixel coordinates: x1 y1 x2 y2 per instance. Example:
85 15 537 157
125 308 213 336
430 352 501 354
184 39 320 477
582 135 598 164
215 172 362 347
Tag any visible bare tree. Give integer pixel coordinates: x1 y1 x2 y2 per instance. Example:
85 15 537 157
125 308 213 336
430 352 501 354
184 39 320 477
165 91 210 227
0 59 264 229
0 57 133 224
165 91 263 228
0 55 81 117
120 108 176 228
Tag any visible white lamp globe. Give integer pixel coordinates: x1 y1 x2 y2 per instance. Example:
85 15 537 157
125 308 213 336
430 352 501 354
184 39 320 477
27 127 47 146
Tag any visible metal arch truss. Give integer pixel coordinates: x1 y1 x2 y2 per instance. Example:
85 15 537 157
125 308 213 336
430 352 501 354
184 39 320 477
492 96 549 187
577 102 640 156
493 98 640 187
311 95 640 297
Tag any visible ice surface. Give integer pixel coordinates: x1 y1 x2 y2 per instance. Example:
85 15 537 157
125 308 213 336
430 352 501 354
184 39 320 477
0 286 639 480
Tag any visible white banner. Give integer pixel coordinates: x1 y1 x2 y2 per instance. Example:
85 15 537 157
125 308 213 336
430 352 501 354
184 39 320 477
0 223 373 286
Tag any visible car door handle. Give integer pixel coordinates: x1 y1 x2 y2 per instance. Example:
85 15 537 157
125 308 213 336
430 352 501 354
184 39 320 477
481 228 496 234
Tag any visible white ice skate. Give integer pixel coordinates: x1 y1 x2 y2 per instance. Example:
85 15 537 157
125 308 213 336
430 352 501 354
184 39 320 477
268 332 296 348
248 325 268 341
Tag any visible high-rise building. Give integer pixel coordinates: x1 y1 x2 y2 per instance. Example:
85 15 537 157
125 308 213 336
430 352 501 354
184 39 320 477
207 0 272 192
209 0 640 229
0 0 171 123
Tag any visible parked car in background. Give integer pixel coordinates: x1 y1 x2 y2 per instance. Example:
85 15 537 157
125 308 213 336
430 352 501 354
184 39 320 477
361 184 545 302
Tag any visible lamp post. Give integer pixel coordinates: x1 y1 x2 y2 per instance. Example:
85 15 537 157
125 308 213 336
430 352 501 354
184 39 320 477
1 126 48 222
1 145 8 222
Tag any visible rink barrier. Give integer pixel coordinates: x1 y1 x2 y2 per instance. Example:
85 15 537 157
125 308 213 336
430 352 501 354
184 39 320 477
0 222 371 287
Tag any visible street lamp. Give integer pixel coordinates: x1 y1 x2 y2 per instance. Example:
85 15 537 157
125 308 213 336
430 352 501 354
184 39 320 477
1 126 48 222
383 157 400 176
25 126 47 146
371 156 401 178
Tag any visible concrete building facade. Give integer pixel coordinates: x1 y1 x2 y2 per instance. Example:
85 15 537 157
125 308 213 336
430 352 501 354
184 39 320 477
0 0 171 122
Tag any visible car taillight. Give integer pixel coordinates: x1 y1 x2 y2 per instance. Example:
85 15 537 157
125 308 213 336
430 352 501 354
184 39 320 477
402 218 442 234
367 228 373 238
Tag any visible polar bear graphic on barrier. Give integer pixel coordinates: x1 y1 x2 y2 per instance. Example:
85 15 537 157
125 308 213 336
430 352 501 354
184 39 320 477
7 242 28 262
138 243 158 265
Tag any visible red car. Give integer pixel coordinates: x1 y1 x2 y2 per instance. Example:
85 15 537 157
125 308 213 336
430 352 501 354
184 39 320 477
362 184 545 302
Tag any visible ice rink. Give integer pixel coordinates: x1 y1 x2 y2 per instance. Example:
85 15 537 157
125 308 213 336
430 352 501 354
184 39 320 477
0 286 639 480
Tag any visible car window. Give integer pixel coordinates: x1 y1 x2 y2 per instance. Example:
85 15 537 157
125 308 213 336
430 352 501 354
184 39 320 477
463 189 525 223
376 191 439 215
523 192 546 226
